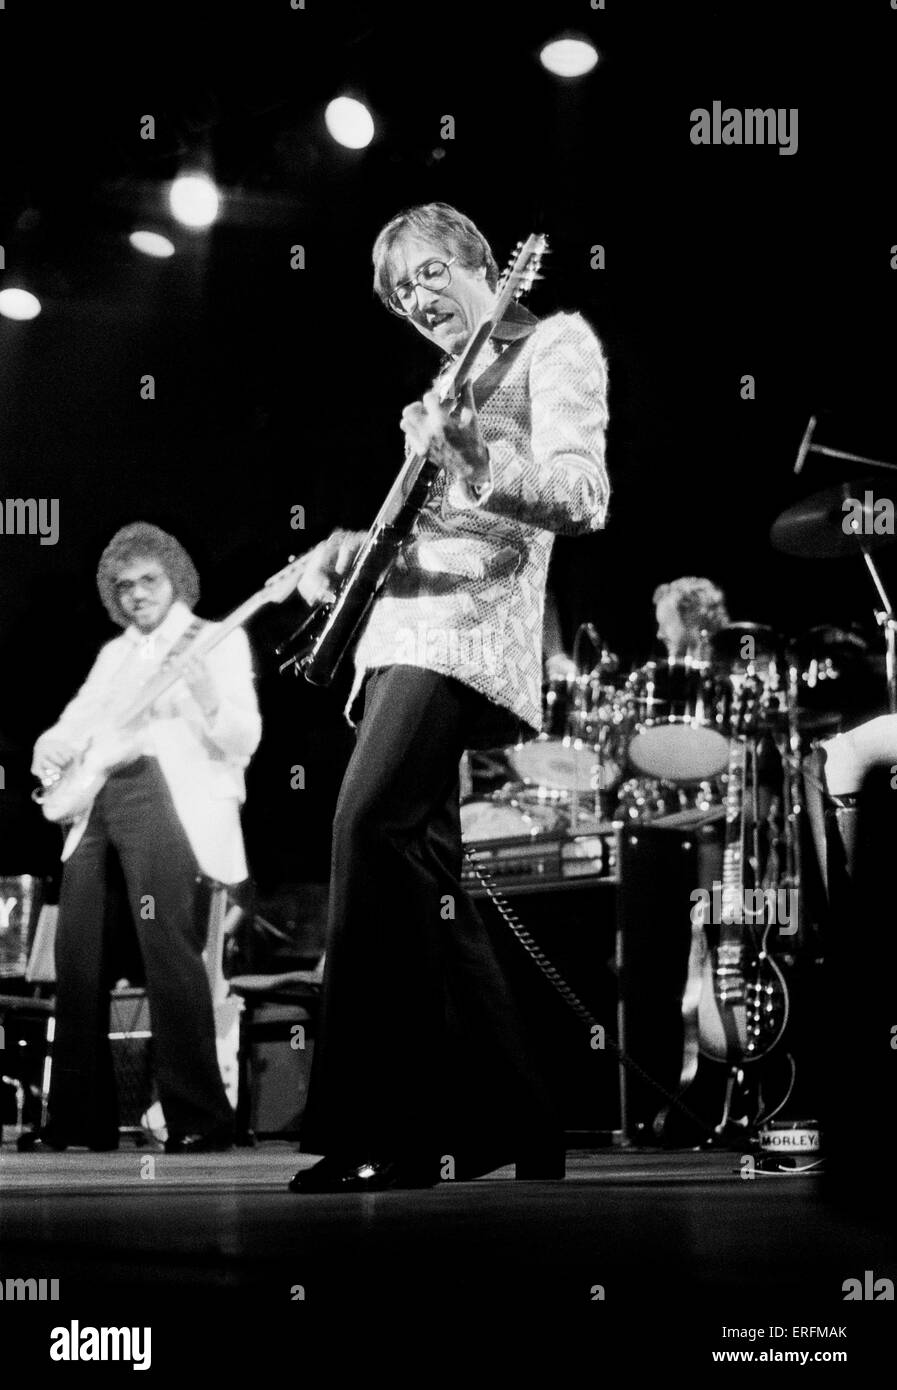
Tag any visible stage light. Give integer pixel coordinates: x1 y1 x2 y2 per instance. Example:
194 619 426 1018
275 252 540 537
168 174 220 229
324 96 375 150
0 288 42 321
539 37 600 78
129 230 176 259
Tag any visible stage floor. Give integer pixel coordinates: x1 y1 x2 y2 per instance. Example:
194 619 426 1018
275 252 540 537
1 1143 894 1370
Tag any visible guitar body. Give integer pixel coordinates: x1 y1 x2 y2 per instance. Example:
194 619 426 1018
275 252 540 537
299 459 440 686
34 553 309 822
39 732 143 824
654 704 793 1145
694 908 789 1063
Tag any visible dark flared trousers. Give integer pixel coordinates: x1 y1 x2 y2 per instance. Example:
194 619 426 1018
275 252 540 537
47 756 233 1142
300 666 559 1160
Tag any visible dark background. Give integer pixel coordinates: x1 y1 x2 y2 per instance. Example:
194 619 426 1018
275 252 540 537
1 0 895 886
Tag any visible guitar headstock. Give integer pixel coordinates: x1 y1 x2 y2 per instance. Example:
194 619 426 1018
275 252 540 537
441 231 549 392
265 553 311 604
495 233 549 306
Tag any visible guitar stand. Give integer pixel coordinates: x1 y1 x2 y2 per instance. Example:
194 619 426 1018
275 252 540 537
689 1060 771 1151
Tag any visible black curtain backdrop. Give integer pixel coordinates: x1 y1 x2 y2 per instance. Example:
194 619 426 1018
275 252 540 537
1 1 895 885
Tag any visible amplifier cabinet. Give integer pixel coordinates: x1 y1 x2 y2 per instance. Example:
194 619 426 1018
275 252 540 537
615 819 723 1143
470 878 623 1138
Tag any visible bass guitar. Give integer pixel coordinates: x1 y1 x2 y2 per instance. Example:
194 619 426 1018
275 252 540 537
279 233 547 687
33 554 308 824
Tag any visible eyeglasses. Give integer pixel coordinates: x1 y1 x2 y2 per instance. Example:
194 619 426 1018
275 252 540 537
115 571 167 597
385 257 457 317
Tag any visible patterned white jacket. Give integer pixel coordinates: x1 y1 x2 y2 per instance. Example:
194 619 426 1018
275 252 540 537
350 309 610 741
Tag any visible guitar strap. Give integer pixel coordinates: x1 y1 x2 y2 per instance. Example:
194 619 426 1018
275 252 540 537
119 616 205 726
437 312 538 414
470 319 538 413
159 616 205 670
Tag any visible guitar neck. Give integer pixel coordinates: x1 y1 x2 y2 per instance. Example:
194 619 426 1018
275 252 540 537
118 588 272 727
364 317 496 541
721 738 747 898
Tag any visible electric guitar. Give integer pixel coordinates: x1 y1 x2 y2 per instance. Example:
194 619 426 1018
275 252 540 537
694 731 789 1064
653 676 790 1143
281 233 548 687
33 555 309 824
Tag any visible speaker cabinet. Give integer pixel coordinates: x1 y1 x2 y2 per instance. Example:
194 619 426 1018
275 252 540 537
471 879 623 1137
242 1002 316 1136
616 819 723 1142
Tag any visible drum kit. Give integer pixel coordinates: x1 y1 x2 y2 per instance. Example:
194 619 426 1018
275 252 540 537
463 464 895 844
497 624 801 832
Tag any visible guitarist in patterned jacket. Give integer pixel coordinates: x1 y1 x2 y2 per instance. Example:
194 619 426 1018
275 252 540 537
289 203 610 1192
21 522 261 1154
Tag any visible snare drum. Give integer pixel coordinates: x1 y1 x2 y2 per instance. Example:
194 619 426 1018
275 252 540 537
622 660 730 782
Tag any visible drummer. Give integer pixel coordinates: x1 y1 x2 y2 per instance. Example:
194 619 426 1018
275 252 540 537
652 576 729 663
611 577 731 822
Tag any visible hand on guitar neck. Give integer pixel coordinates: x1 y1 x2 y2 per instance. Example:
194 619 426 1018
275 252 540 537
400 379 490 493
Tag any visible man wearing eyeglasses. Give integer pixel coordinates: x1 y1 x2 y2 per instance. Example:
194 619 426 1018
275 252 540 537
22 523 261 1155
291 202 609 1192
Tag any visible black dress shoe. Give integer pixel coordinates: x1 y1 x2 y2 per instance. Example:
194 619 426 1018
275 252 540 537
164 1127 234 1154
288 1155 438 1193
16 1127 119 1154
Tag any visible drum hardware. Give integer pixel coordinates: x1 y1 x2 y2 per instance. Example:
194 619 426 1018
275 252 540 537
792 414 897 478
571 622 620 680
770 472 897 713
614 776 724 824
513 623 624 802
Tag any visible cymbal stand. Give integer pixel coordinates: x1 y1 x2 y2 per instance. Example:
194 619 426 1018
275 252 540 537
795 424 897 714
765 655 804 932
854 541 897 714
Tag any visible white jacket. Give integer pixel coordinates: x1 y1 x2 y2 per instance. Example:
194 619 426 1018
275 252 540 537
32 600 262 884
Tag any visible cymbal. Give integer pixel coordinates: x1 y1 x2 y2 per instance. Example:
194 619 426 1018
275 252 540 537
770 477 895 558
